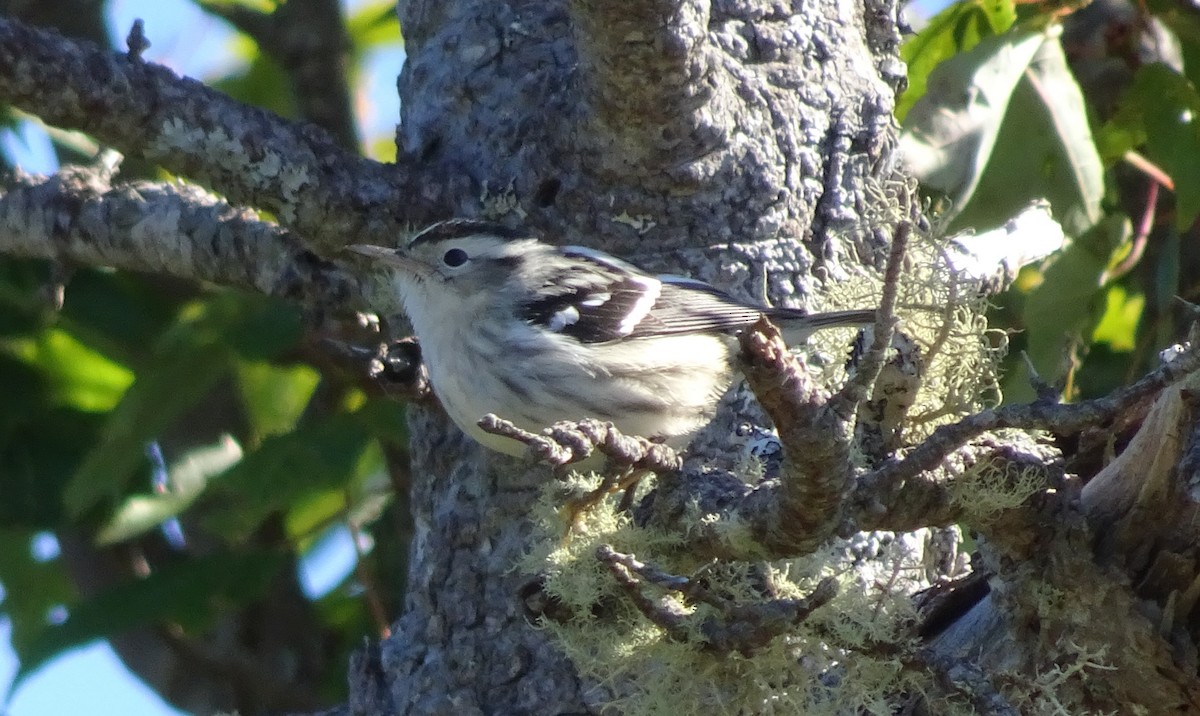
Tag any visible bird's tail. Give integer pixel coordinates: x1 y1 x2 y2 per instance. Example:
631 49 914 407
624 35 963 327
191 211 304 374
766 307 877 343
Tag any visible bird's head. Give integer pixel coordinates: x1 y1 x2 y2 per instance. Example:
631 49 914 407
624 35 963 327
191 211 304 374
348 219 543 304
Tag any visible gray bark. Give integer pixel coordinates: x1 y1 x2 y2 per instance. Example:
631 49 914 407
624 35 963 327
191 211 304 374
363 0 904 712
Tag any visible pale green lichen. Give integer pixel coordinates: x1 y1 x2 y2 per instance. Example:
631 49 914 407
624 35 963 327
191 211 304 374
814 182 1006 444
150 118 313 223
1007 640 1120 716
525 476 973 716
947 441 1048 520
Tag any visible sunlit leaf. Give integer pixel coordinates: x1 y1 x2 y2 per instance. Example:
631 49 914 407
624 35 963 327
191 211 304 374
96 435 244 545
285 438 390 548
286 488 349 547
901 29 1047 209
1092 285 1144 351
950 37 1104 235
3 328 133 412
212 39 295 118
902 27 1102 235
235 360 320 440
204 413 374 541
368 135 397 163
898 0 1016 120
1008 216 1127 402
347 0 402 51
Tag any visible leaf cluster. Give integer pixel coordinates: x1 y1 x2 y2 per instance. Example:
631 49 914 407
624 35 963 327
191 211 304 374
0 1 405 707
902 0 1200 407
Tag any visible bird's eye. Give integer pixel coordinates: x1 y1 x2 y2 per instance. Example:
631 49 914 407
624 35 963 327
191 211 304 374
442 248 469 267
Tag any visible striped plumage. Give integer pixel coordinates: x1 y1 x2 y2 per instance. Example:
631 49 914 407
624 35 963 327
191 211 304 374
351 220 874 456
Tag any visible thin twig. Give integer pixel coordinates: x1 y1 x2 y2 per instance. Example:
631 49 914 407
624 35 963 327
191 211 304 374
596 545 838 655
858 340 1200 497
478 415 682 472
831 220 910 420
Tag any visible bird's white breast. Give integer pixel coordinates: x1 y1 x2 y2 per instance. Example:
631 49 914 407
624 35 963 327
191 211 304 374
402 279 733 455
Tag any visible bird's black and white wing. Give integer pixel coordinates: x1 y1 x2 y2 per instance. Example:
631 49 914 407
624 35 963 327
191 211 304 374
518 246 779 343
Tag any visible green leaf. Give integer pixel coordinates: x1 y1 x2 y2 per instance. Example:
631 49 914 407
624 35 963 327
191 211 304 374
0 408 103 527
0 352 46 423
1108 64 1200 229
64 292 303 516
165 292 302 361
14 551 285 688
902 29 1047 206
347 0 403 51
3 328 134 412
96 436 244 545
948 36 1104 236
285 438 390 548
213 40 296 119
58 270 180 364
63 342 230 517
1008 216 1128 402
898 0 1016 120
235 360 320 440
217 295 304 360
352 397 409 448
203 413 375 541
285 489 351 547
197 0 277 13
0 529 75 660
902 27 1102 235
1091 285 1144 352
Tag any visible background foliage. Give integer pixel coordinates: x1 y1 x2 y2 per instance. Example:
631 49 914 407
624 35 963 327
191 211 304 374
1 0 1198 710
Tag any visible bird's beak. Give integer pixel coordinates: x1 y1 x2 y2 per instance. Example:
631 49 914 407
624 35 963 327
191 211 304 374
347 244 400 261
346 244 424 273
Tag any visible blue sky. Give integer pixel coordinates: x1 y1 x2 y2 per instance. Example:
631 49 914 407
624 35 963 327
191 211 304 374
0 1 398 714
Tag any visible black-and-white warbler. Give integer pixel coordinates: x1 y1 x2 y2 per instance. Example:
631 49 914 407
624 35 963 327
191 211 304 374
350 219 875 456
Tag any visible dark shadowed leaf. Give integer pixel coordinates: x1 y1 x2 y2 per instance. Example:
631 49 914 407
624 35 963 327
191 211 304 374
0 529 75 663
13 550 286 688
202 413 375 541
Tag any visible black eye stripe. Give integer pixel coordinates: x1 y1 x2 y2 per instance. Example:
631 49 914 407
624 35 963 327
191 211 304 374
443 248 469 267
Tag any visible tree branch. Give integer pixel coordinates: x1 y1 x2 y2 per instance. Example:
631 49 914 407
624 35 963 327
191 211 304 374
854 338 1200 508
198 0 359 150
0 163 361 307
596 544 838 656
0 17 438 251
735 319 850 554
477 415 682 472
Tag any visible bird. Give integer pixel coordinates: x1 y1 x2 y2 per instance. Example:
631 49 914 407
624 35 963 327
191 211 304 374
349 219 876 457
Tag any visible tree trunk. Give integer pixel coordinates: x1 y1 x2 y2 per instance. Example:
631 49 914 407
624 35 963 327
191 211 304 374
352 0 905 712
